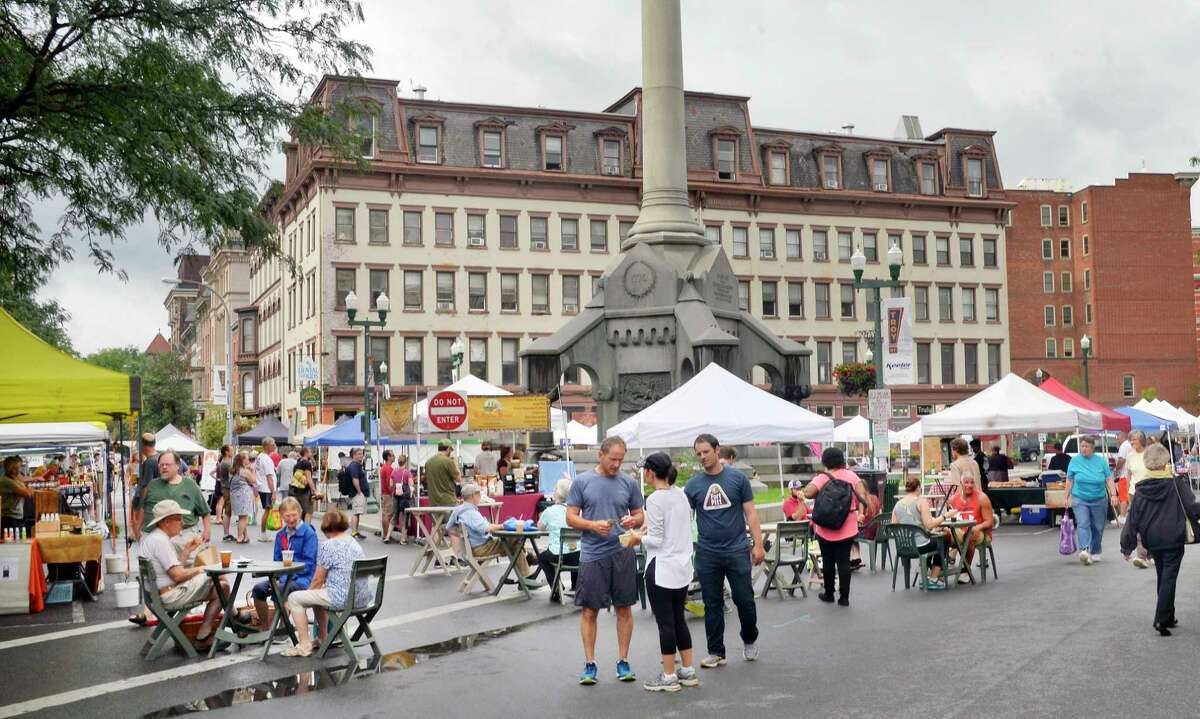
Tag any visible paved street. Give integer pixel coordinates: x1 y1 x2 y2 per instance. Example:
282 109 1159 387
4 520 1200 719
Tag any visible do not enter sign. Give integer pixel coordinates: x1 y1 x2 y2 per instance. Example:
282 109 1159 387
428 390 468 432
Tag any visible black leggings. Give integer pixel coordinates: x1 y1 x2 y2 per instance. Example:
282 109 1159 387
818 537 855 600
646 559 692 656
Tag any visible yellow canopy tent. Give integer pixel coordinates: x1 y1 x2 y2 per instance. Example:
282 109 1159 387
0 306 135 423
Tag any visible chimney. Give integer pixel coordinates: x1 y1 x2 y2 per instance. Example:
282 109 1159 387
841 123 855 135
413 84 427 100
894 115 923 141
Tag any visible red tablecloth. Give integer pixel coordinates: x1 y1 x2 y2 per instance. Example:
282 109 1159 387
28 541 46 613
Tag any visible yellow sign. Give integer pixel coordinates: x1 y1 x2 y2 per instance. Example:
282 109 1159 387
467 396 550 431
378 398 415 436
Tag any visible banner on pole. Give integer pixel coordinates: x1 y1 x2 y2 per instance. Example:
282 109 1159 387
378 398 415 436
467 396 550 431
882 297 915 384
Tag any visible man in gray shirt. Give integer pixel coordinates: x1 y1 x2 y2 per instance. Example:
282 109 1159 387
473 441 499 477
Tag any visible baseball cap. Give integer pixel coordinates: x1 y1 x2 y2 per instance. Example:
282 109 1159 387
789 478 804 491
438 439 453 450
637 452 673 478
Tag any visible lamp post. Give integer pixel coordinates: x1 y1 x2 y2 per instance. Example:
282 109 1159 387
851 240 904 462
450 338 465 382
1080 334 1092 398
344 290 390 464
162 278 235 446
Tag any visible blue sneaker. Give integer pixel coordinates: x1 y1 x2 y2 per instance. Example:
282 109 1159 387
616 659 636 682
579 662 598 685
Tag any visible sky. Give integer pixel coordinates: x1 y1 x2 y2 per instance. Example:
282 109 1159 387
36 0 1200 356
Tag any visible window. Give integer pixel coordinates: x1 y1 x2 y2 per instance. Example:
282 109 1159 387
840 284 856 319
482 130 502 168
1084 269 1091 290
892 405 911 420
785 229 801 260
959 235 974 266
871 158 889 191
983 237 997 267
935 236 950 265
863 232 878 262
1123 374 1135 398
937 286 953 321
985 288 999 321
1043 272 1055 293
336 337 355 385
817 342 832 384
531 274 550 314
917 343 931 384
1063 338 1075 358
436 338 453 385
964 343 978 384
403 211 422 246
890 285 905 299
591 276 602 296
500 273 518 312
435 212 454 246
716 139 736 180
561 218 578 251
403 270 422 310
590 219 608 251
619 221 634 245
837 231 853 261
469 338 488 381
759 228 775 259
842 405 860 417
1058 205 1069 227
940 343 955 384
1086 302 1093 324
602 139 621 175
1082 201 1089 223
812 230 828 261
842 341 858 364
354 114 376 158
1042 239 1053 260
501 339 519 385
966 158 984 196
987 344 1001 383
815 283 831 319
914 286 929 321
467 213 486 247
737 281 750 312
1044 305 1056 326
530 217 548 249
368 209 388 244
403 338 422 385
814 405 834 418
468 272 487 312
920 161 938 195
242 373 255 410
913 234 927 264
769 151 787 185
705 225 721 245
240 317 255 354
866 293 877 322
499 215 517 249
787 282 803 318
821 154 840 189
368 336 389 384
368 269 389 309
1062 305 1073 326
1059 238 1071 259
413 126 441 165
1045 338 1057 359
732 227 749 258
1082 235 1090 256
544 135 563 171
435 271 455 310
335 268 355 308
761 281 777 317
1040 205 1052 227
1061 272 1073 292
962 287 976 321
335 207 355 243
562 275 580 313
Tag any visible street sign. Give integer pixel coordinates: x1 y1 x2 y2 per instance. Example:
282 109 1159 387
428 390 468 432
868 389 892 425
297 357 319 383
299 386 322 407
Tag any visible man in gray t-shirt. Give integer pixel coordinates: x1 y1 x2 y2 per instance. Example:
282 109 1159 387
566 437 644 685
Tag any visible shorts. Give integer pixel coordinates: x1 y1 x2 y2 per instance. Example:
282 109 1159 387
292 487 312 516
1118 477 1129 503
574 547 638 610
259 491 273 510
160 573 212 610
231 486 256 517
350 494 367 515
286 587 333 613
381 495 395 522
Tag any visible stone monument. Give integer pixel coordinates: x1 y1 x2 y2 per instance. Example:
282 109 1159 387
522 0 811 434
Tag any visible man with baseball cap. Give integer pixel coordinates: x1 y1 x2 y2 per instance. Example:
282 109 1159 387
425 440 461 508
140 500 230 647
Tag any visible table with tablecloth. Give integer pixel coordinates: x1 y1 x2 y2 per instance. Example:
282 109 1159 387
33 533 102 604
986 487 1046 514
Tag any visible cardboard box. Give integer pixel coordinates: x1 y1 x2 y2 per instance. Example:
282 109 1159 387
1044 489 1069 509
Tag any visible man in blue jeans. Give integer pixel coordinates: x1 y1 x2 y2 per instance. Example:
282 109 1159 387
684 433 764 668
1066 435 1119 565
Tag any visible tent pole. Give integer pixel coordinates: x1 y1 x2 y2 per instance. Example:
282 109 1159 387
776 443 785 499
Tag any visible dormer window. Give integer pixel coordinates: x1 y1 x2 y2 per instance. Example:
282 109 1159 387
602 139 621 175
821 154 841 189
966 158 984 196
919 160 939 195
762 143 792 185
417 125 439 163
536 121 575 172
869 156 890 192
717 139 736 180
482 131 502 167
352 114 376 158
545 136 564 170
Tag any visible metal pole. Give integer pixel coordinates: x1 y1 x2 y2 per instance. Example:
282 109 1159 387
225 315 235 447
776 443 785 499
1082 350 1090 398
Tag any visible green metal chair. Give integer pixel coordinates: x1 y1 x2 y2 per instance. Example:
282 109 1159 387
138 557 201 660
317 556 388 664
885 524 949 592
975 534 998 583
551 528 582 602
855 515 892 573
759 521 809 599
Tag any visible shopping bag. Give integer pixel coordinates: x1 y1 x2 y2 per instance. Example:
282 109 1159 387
265 506 282 531
1059 515 1077 555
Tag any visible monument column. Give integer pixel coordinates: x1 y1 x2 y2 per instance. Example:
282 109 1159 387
625 0 707 250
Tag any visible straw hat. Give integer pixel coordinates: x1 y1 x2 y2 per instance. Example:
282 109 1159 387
146 499 191 528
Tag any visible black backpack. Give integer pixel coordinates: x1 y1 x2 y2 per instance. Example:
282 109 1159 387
338 465 355 497
810 473 853 530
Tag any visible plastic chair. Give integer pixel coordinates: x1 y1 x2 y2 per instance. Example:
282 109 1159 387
317 557 388 664
551 529 582 602
885 524 948 592
138 558 202 660
976 536 998 583
855 515 892 573
759 521 809 599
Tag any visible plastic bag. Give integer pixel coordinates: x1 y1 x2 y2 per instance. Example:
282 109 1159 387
1059 515 1076 555
265 506 282 531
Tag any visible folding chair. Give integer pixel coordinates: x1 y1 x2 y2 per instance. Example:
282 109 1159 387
759 521 809 599
138 558 201 660
551 529 582 601
458 536 502 595
317 557 388 664
855 515 892 573
976 535 998 583
886 524 949 592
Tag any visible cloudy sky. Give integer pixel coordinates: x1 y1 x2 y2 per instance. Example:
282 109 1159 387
40 0 1200 355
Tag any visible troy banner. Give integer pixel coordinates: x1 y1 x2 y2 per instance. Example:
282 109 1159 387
882 296 915 385
467 396 550 431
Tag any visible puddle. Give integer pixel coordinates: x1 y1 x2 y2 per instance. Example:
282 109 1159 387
142 616 560 716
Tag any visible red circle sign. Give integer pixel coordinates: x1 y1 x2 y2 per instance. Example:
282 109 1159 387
428 391 468 432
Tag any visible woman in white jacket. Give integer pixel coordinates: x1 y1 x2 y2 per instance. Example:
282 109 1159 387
627 452 698 693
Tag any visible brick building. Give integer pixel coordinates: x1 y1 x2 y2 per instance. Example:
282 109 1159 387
1008 172 1198 409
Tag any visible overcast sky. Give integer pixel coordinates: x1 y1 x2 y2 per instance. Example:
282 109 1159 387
39 0 1200 355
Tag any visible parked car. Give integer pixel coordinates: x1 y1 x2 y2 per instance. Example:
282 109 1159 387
1040 432 1120 471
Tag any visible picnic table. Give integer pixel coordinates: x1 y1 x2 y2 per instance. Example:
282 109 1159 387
205 560 304 660
489 529 548 599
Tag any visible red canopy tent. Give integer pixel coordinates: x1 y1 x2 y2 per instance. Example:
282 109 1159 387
1036 377 1131 432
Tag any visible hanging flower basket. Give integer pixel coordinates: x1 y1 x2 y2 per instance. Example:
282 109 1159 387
833 362 876 397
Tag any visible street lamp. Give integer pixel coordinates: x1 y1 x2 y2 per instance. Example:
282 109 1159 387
162 278 235 446
344 289 389 462
450 337 465 382
1080 334 1092 397
850 240 905 464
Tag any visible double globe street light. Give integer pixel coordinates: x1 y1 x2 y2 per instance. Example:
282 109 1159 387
344 289 389 461
850 241 904 462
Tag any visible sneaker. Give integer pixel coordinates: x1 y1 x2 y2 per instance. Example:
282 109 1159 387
924 578 947 590
743 643 759 661
257 535 272 542
838 596 850 606
1080 550 1091 565
1090 554 1103 563
1132 557 1148 569
699 655 726 669
579 662 598 685
222 534 236 543
677 666 700 687
616 659 636 682
643 672 680 693
958 574 971 585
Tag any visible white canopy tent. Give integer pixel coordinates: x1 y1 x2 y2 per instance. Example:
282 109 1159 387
154 424 209 454
832 415 904 444
893 420 924 445
922 373 1104 436
1147 399 1197 433
0 422 108 449
555 419 598 447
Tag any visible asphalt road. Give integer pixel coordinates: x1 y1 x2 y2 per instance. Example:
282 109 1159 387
3 519 1200 719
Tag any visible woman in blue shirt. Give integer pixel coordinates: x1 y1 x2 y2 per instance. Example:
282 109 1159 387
1066 436 1119 564
537 478 580 603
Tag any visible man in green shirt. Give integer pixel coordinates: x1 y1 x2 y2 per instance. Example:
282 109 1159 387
139 451 211 545
424 440 461 507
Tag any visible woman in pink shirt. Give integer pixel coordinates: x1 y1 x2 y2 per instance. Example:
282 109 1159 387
803 447 870 606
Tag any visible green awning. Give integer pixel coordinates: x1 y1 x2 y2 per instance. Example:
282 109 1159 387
0 306 135 423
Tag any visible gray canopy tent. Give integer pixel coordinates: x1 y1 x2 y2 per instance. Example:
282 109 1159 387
237 416 290 446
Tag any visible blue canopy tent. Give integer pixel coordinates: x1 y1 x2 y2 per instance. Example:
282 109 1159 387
304 414 399 447
1115 406 1179 433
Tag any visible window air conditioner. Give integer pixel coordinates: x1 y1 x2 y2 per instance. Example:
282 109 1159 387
532 241 548 250
873 183 889 191
824 179 839 189
563 303 578 313
436 301 454 311
468 236 485 247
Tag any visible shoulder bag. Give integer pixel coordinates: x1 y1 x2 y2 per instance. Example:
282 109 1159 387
1171 478 1200 545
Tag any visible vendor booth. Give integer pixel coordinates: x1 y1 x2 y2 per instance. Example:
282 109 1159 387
238 416 291 446
1036 378 1131 432
1115 406 1178 433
